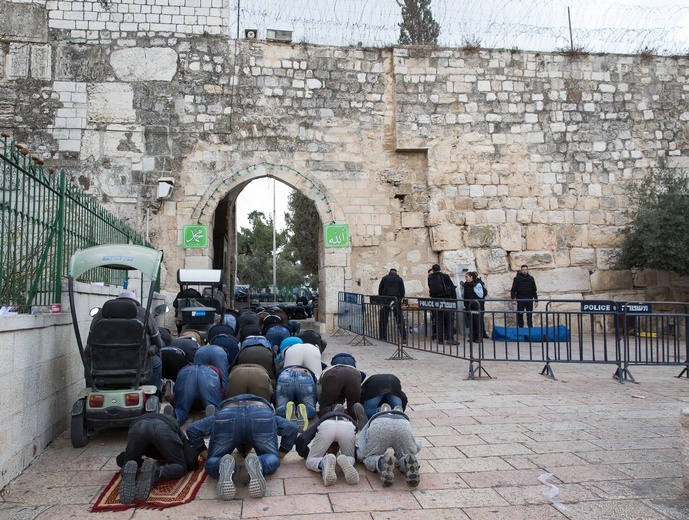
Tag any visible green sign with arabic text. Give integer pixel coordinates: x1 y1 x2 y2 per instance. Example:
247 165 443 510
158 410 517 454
183 225 209 249
324 224 349 248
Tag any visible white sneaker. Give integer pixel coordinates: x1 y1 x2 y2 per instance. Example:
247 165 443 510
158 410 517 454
337 454 359 485
321 453 337 486
379 403 391 412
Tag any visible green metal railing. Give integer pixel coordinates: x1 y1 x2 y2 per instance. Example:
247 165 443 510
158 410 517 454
0 133 152 312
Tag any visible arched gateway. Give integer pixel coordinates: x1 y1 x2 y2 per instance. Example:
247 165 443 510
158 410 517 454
179 162 347 331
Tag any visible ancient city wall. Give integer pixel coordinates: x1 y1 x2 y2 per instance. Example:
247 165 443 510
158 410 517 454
1 1 689 327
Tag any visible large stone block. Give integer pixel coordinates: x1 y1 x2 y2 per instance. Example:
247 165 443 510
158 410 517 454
537 267 592 294
111 48 178 82
401 212 425 228
0 2 48 44
430 224 464 251
500 223 522 251
510 251 554 270
465 224 498 248
587 226 624 247
88 84 136 124
590 269 632 292
526 225 557 250
476 248 509 274
570 248 596 266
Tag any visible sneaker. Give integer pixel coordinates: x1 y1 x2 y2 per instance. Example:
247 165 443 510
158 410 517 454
336 454 359 485
352 402 368 430
403 453 420 487
244 453 266 498
321 453 337 486
162 404 174 416
379 403 391 413
393 405 403 412
205 404 216 418
332 403 346 413
119 460 138 505
377 453 395 487
285 401 296 421
217 454 236 500
296 403 309 432
135 458 159 501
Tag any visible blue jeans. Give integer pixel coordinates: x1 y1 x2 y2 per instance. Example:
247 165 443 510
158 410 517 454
194 346 229 390
143 354 162 392
274 368 317 419
265 325 290 348
173 365 222 425
210 335 240 367
205 406 280 479
363 394 404 418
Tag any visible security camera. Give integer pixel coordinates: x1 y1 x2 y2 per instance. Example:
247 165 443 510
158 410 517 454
157 177 174 200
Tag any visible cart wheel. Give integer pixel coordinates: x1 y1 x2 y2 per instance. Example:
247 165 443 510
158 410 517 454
70 400 89 448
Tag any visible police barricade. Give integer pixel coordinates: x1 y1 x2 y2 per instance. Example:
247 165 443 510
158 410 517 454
334 292 368 344
337 292 689 383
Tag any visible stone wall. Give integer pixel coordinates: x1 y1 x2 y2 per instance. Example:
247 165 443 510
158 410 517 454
2 1 689 327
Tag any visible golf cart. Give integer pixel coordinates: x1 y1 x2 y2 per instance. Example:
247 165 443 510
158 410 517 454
68 244 165 448
174 269 225 341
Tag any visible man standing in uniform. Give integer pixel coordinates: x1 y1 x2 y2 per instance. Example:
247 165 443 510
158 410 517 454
511 264 538 328
427 264 458 344
377 268 406 343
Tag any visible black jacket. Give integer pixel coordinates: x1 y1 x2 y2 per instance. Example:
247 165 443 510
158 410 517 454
511 272 538 300
378 272 405 300
361 374 407 410
428 271 457 299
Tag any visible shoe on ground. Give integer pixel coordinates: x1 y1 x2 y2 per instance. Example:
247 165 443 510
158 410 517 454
332 403 346 413
285 401 296 421
403 453 421 487
119 460 138 505
296 403 309 432
205 404 216 418
377 453 395 487
321 453 337 486
244 453 266 498
162 404 174 416
135 458 159 501
336 454 359 485
352 402 368 430
483 332 490 339
217 454 236 500
379 403 391 413
393 405 403 412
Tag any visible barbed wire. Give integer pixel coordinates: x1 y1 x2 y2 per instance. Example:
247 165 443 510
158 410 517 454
231 0 689 56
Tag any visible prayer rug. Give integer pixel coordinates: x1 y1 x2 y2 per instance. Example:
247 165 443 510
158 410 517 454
90 465 207 512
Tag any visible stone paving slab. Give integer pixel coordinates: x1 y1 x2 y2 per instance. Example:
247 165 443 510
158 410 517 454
2 334 689 519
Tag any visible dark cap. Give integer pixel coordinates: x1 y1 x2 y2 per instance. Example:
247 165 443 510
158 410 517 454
432 264 441 272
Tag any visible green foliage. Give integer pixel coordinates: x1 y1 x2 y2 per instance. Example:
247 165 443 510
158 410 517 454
397 0 440 45
236 210 303 289
614 161 689 276
284 190 320 288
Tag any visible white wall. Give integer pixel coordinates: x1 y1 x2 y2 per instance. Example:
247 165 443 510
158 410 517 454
0 282 165 491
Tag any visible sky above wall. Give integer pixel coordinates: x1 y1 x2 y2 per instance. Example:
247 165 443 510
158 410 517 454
230 0 689 55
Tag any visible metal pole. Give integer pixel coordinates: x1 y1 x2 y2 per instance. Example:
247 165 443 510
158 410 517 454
272 178 277 301
567 6 574 52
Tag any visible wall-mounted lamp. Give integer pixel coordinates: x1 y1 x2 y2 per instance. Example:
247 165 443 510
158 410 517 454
157 177 175 199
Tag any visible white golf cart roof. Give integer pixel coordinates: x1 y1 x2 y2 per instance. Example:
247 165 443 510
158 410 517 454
177 269 223 285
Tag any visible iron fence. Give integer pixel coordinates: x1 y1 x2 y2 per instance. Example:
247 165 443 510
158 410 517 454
337 291 689 383
0 134 152 312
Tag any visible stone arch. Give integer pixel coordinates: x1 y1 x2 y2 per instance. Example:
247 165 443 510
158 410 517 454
188 162 347 331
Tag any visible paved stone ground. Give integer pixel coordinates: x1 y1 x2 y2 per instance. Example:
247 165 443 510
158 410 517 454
2 332 689 519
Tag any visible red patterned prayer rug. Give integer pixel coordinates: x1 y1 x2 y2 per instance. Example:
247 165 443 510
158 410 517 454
90 465 207 512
